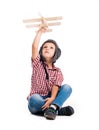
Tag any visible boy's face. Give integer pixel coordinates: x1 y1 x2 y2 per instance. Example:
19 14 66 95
42 42 56 60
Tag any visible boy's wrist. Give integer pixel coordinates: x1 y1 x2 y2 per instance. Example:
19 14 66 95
37 29 44 34
50 96 55 101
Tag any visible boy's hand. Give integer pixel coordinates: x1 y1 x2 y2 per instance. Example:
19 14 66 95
42 97 54 110
38 17 48 32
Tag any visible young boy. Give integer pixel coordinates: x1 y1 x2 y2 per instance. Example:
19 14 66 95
27 20 74 120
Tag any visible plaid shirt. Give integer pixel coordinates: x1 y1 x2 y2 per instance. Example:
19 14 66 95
28 55 63 98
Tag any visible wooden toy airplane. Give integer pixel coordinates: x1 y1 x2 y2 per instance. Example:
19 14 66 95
23 15 62 32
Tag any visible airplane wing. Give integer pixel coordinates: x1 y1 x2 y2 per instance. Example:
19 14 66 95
23 16 62 23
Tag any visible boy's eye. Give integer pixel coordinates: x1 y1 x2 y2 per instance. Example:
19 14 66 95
43 46 54 49
43 46 47 48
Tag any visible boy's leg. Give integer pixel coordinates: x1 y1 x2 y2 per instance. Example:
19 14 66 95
52 84 72 108
28 94 45 114
44 84 72 119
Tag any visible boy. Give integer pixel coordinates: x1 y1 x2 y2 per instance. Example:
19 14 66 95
27 19 74 120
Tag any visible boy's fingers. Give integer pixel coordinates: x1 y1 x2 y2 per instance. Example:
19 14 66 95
42 104 49 110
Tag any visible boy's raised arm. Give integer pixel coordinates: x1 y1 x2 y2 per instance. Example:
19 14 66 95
32 30 43 60
32 19 48 60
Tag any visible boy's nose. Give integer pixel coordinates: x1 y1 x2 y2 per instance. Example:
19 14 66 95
46 48 49 50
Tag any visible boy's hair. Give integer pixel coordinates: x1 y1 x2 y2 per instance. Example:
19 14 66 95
39 39 61 63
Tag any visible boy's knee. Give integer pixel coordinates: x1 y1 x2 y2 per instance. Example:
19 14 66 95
28 94 44 107
62 84 72 94
28 94 39 106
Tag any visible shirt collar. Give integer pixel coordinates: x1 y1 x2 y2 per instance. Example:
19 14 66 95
44 62 58 70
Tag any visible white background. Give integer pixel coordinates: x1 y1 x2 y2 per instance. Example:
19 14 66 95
0 0 99 129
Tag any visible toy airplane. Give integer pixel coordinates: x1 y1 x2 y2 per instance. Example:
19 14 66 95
23 16 62 32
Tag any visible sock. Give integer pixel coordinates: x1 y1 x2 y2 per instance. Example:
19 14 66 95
50 104 57 110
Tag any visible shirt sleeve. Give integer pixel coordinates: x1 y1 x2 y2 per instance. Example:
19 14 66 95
54 69 64 87
31 55 40 69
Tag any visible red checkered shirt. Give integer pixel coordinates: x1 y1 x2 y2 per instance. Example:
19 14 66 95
28 55 63 98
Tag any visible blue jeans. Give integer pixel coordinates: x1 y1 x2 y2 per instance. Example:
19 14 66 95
28 84 72 114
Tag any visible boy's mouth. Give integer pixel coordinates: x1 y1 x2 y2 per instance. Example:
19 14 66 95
45 51 49 53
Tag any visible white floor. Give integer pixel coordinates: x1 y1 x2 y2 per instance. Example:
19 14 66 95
0 0 99 130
